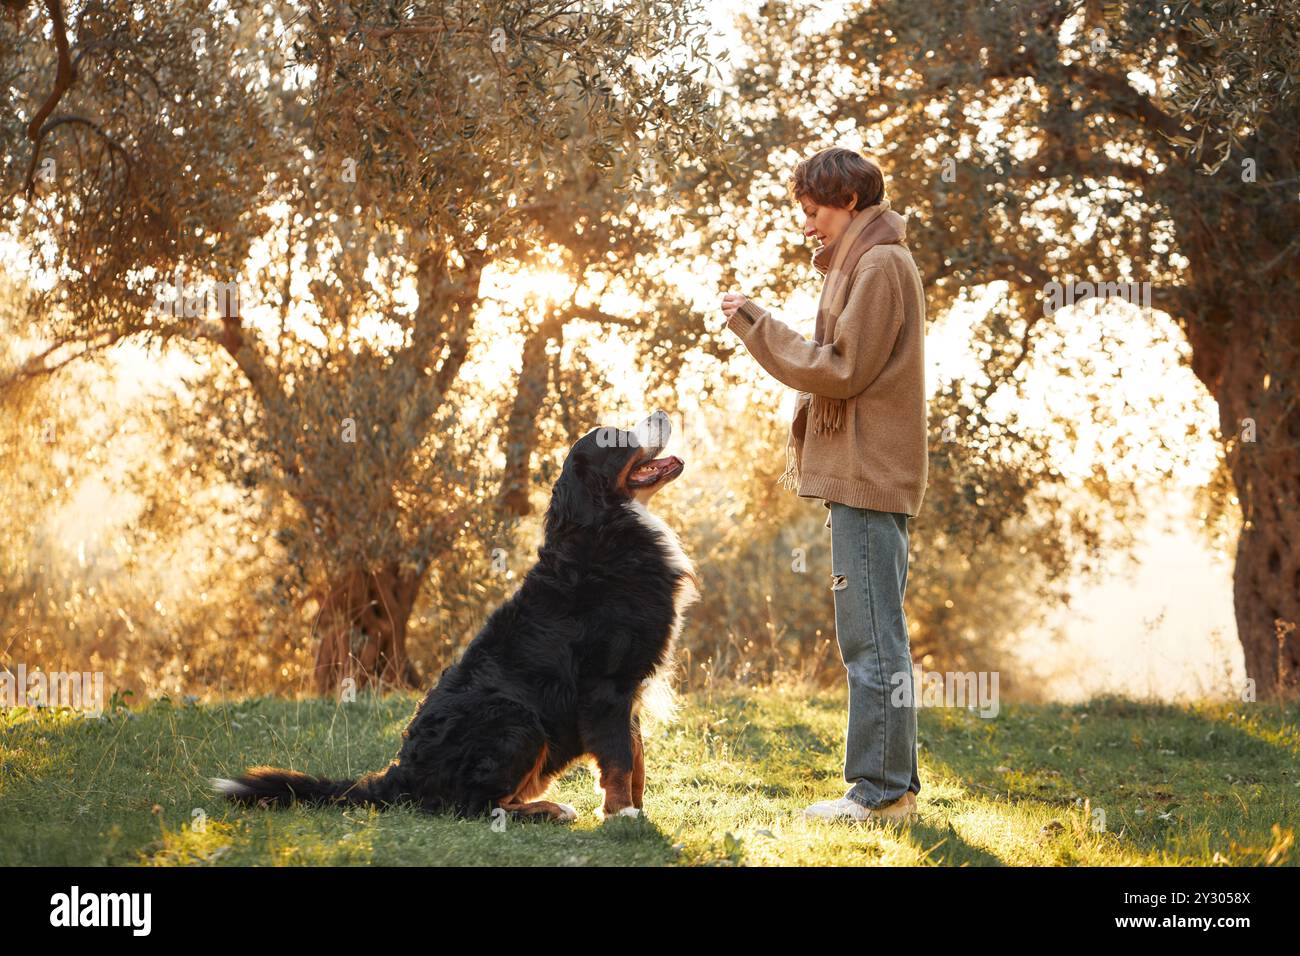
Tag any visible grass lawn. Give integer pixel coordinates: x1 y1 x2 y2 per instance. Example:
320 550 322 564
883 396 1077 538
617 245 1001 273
1 686 1296 866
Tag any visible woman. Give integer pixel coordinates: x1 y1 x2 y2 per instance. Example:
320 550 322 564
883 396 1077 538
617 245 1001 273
719 146 928 822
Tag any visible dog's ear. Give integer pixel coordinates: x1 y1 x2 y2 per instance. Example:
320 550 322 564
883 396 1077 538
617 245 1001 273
545 453 601 530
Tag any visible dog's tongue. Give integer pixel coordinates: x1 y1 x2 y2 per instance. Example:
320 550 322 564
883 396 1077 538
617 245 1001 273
630 455 680 484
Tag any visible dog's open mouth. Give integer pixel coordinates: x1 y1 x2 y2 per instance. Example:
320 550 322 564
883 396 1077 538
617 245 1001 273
627 454 684 488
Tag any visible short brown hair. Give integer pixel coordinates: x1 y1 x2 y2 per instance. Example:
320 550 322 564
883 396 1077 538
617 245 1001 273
791 147 884 211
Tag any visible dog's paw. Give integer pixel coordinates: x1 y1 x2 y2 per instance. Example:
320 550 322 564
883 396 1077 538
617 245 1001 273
598 805 642 821
554 802 578 822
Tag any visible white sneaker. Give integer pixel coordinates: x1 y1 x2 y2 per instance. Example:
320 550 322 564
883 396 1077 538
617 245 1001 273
803 796 872 821
802 791 917 823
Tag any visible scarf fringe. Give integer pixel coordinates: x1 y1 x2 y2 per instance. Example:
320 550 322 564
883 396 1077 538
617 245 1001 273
776 430 800 490
777 394 845 491
810 394 847 434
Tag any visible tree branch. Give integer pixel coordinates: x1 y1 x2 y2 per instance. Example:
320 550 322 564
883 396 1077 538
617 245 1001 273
1061 63 1187 143
20 0 77 198
179 288 285 409
0 329 127 393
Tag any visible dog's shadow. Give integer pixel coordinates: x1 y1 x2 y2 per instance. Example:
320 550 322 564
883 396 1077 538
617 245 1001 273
586 811 670 844
493 800 678 866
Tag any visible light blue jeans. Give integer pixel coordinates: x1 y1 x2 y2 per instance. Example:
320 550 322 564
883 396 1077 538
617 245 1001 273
828 502 920 809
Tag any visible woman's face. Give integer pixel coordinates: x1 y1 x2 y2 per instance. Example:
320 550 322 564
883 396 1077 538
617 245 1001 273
799 194 859 249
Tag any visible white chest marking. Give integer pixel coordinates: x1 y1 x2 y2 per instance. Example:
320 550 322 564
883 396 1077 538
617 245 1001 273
623 500 701 676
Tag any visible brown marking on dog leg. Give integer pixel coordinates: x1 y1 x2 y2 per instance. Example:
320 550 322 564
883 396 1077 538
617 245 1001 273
497 743 573 822
508 742 552 803
498 798 575 822
596 761 634 816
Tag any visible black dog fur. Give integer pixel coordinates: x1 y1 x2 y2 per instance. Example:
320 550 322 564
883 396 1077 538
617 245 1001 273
213 411 698 821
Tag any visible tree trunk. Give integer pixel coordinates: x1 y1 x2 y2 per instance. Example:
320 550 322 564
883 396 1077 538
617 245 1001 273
1171 121 1300 700
313 562 424 695
1211 299 1300 699
499 315 557 516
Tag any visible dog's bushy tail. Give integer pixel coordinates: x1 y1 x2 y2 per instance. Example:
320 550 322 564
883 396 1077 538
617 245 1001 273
211 762 404 809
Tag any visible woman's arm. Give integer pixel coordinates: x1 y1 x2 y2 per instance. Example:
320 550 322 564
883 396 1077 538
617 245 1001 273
724 265 902 399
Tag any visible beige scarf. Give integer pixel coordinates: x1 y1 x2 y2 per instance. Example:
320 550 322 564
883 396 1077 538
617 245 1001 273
777 198 909 490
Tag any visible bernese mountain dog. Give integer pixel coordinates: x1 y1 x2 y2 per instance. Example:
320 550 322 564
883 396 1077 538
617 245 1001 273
213 410 699 822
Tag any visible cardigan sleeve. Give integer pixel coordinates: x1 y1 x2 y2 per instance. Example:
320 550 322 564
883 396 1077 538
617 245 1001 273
724 264 902 399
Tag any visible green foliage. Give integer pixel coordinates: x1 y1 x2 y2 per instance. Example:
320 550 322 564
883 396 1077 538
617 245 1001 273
4 1 1287 695
1166 0 1300 171
698 0 1298 689
1 1 737 686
